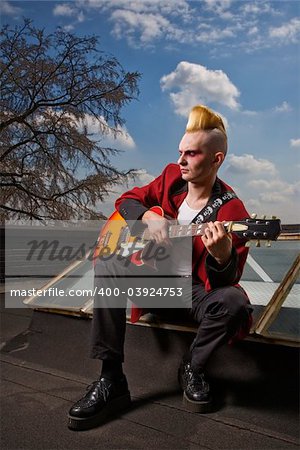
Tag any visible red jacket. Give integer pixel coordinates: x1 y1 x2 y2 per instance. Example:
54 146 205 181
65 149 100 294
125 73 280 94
115 163 250 325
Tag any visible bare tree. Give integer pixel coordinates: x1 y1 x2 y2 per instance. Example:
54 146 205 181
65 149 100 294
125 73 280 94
0 19 141 221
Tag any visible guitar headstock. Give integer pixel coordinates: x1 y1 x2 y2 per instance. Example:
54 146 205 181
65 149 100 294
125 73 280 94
226 215 282 244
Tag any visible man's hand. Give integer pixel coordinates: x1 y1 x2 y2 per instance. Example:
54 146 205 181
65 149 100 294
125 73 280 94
201 221 232 266
142 210 171 246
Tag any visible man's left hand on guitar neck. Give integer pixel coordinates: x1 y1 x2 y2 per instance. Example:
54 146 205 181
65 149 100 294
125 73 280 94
201 221 233 268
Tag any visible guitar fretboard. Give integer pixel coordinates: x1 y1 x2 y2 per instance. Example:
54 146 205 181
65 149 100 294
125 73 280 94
142 222 212 240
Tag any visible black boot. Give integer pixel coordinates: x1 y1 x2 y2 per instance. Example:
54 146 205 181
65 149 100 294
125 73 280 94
178 361 212 413
68 375 131 430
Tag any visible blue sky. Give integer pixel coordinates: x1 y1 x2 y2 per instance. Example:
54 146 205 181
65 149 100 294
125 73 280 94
1 0 300 222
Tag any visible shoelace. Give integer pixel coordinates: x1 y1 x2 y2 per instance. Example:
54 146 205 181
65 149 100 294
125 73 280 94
86 379 111 401
187 369 209 391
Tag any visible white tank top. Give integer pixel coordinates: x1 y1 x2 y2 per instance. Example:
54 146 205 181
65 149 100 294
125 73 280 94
168 200 201 276
177 199 201 225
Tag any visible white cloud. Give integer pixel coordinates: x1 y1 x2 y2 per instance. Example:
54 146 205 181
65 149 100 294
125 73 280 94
104 1 193 46
269 18 300 43
225 159 300 222
290 138 300 148
246 177 300 221
53 3 77 17
0 0 22 15
274 101 292 113
62 24 75 32
132 169 155 186
96 169 155 216
203 0 234 20
226 154 277 176
241 110 258 116
195 26 235 43
247 26 258 36
110 9 175 45
77 11 85 22
76 0 191 15
38 110 136 150
258 192 288 204
160 61 240 116
102 126 136 150
241 2 278 16
245 197 299 222
106 1 236 46
79 114 136 150
248 179 298 195
203 0 231 12
50 0 297 52
242 3 261 15
224 174 300 223
75 0 194 26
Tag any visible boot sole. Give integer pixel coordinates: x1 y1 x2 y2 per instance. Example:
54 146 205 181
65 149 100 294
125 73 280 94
178 368 212 413
67 392 131 431
182 391 212 413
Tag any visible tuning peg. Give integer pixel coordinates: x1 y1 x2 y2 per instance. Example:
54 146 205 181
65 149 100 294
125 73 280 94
261 215 266 220
251 213 257 219
271 215 277 220
255 240 261 247
245 241 251 247
265 240 271 247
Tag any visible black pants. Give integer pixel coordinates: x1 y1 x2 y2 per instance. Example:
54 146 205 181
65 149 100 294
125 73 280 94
90 254 251 371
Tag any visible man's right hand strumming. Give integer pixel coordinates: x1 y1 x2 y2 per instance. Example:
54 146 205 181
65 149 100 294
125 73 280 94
142 210 171 246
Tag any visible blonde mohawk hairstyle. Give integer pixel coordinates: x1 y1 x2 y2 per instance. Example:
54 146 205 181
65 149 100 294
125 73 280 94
186 105 227 137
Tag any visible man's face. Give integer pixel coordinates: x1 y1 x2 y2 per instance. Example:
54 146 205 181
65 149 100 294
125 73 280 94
178 130 222 183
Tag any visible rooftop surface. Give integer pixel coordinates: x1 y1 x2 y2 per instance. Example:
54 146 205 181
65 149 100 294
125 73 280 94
1 288 299 450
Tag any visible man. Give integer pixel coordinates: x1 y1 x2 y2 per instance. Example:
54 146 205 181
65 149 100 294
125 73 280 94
68 105 252 431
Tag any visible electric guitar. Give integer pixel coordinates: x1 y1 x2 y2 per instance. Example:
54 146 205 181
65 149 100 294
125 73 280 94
94 206 282 265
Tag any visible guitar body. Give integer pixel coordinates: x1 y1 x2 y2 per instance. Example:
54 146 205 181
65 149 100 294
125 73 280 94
93 206 164 264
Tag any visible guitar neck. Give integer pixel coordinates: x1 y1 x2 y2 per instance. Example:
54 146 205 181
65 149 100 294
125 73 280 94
143 222 241 240
142 218 282 242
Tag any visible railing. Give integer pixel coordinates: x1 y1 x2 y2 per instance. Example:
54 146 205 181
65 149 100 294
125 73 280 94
250 248 300 346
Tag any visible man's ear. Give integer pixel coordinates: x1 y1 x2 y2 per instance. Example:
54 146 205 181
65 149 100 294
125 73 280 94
213 151 225 167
